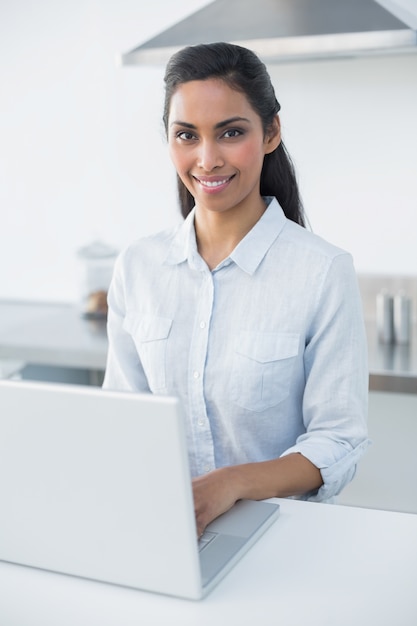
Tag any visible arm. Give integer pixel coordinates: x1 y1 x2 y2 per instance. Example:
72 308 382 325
102 251 150 392
193 453 322 536
282 253 369 501
194 253 369 535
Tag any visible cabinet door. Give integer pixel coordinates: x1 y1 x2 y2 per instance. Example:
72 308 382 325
336 391 417 513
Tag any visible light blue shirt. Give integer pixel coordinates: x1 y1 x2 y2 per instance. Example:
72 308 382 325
103 197 369 501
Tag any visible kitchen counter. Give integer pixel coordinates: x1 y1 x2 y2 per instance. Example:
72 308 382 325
0 300 416 391
0 300 107 377
366 319 417 393
0 497 416 626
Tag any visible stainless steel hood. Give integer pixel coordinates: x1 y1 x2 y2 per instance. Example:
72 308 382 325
121 0 417 65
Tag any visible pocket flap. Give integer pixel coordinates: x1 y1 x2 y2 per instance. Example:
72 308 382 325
123 314 172 342
236 331 299 363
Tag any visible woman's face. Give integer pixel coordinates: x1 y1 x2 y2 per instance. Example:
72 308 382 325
167 78 280 217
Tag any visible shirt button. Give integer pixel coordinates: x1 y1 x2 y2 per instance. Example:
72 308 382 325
197 418 204 426
199 321 206 329
193 371 200 379
204 465 211 473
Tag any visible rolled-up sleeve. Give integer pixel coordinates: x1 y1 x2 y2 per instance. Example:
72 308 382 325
281 253 370 501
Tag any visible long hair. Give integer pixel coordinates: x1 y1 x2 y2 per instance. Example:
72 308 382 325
163 42 305 227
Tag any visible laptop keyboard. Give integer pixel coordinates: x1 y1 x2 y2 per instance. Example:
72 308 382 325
198 530 218 552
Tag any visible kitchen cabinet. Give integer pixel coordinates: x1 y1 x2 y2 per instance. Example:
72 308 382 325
337 391 417 514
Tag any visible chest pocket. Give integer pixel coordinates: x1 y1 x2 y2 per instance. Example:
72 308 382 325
231 331 300 412
123 314 172 391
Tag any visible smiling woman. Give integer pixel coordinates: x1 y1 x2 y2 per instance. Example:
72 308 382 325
163 43 305 227
167 78 282 268
103 42 369 538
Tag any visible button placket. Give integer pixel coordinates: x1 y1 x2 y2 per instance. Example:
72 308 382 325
188 272 216 475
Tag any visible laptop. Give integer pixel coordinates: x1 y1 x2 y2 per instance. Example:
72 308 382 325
0 379 279 600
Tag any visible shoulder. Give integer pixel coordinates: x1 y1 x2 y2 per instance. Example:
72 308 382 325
281 219 350 262
279 222 357 295
269 216 357 294
266 197 351 265
116 223 182 269
276 221 362 311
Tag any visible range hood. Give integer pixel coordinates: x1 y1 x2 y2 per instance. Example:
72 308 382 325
121 0 417 65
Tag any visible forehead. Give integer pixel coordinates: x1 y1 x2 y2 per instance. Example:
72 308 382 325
168 78 257 125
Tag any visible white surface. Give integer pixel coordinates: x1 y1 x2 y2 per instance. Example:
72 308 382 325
337 391 417 513
0 498 416 626
0 0 417 304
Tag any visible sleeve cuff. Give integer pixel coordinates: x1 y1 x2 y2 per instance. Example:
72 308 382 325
281 438 372 502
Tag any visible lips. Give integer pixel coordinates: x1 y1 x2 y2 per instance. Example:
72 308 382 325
193 175 234 192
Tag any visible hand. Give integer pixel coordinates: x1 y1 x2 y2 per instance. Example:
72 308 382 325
192 467 240 537
192 454 323 537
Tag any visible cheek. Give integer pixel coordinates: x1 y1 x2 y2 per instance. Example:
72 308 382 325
234 140 266 171
169 149 194 187
169 144 193 186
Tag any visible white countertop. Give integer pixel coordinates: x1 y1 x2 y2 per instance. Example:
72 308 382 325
0 300 107 370
0 498 416 626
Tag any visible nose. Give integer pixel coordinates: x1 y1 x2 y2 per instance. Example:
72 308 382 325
197 139 224 172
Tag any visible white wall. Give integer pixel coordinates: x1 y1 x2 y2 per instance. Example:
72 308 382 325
268 53 417 273
1 0 417 304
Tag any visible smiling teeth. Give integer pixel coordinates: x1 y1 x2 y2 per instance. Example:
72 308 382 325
199 179 229 187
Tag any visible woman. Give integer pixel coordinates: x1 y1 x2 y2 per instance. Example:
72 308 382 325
103 42 369 537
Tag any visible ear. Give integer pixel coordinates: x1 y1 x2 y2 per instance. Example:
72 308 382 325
264 115 281 154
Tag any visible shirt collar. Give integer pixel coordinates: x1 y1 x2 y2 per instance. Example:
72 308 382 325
229 197 287 274
164 208 203 270
164 197 287 274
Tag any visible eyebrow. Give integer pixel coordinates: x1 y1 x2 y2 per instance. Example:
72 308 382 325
170 116 251 129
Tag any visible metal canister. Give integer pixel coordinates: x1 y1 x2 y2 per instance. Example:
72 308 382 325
376 290 394 344
394 292 412 345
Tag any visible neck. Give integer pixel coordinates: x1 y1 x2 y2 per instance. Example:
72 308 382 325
194 198 266 270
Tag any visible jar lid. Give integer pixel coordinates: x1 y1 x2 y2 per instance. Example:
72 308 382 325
77 240 119 260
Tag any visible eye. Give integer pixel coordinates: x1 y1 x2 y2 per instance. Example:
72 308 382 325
222 128 244 139
175 130 197 141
